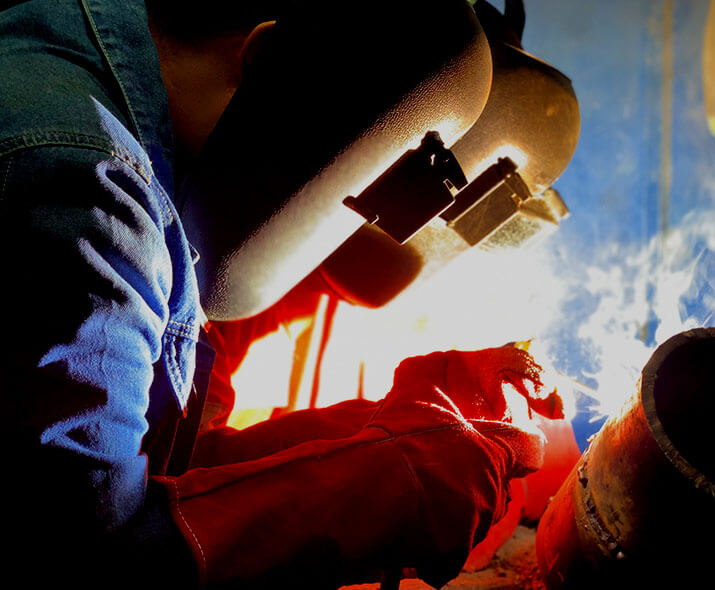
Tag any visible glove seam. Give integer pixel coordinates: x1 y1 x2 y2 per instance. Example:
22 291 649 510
367 425 434 569
170 477 208 582
465 419 523 433
367 421 517 440
174 425 472 501
365 425 429 501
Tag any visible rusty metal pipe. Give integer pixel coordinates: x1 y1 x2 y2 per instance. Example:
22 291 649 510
536 328 715 588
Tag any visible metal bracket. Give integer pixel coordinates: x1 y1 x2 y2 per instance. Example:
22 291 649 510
440 157 532 246
343 132 534 248
343 131 467 244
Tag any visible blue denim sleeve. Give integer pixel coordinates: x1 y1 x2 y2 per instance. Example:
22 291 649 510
0 144 196 583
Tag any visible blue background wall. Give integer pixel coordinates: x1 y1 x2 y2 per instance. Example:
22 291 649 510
520 0 715 447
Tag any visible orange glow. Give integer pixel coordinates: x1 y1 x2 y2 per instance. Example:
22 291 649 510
313 215 709 421
225 294 333 429
229 322 301 410
224 209 713 429
225 314 314 429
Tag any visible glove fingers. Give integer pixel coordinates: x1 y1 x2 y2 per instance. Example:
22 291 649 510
391 346 564 422
473 420 547 478
446 348 550 422
500 370 564 420
525 389 564 420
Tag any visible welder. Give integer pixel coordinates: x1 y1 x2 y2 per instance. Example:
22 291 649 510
0 1 567 588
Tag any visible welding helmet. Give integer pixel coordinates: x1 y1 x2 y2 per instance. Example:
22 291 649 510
177 0 492 320
318 0 580 307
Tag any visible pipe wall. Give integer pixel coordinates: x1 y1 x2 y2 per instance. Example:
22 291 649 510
536 328 715 588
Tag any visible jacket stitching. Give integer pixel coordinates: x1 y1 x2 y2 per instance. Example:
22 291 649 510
0 136 183 235
80 0 146 151
166 320 199 340
0 154 13 202
0 132 151 184
166 326 194 339
168 319 199 332
150 176 176 225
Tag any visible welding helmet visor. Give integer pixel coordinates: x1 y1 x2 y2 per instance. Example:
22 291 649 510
318 0 581 308
176 0 493 320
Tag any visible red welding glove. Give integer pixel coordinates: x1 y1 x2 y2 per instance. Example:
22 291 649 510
155 346 561 589
190 398 379 467
365 347 562 586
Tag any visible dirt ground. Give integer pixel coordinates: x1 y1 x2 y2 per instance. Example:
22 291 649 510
341 525 546 590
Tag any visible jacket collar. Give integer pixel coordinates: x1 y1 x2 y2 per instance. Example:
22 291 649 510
81 0 176 196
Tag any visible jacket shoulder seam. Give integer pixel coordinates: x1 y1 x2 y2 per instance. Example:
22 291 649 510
80 0 145 150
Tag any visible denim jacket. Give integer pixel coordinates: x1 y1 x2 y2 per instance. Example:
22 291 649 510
0 0 204 581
